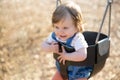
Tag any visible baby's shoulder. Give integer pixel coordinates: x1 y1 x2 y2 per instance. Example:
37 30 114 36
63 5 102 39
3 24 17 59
74 32 84 40
46 32 56 42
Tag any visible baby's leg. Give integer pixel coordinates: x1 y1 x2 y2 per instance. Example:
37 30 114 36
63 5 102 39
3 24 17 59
76 78 88 80
52 70 63 80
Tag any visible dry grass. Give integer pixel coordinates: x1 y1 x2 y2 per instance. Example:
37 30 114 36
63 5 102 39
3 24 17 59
0 0 120 80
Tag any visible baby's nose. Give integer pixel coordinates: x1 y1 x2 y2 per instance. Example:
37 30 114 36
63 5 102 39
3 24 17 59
58 29 64 33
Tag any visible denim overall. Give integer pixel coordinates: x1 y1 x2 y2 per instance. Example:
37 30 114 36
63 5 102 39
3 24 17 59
52 32 93 80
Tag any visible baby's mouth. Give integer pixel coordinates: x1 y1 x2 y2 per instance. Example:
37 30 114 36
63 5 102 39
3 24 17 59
59 35 67 39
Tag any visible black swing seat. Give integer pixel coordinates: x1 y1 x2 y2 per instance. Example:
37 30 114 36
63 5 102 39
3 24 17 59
82 31 110 76
53 31 110 77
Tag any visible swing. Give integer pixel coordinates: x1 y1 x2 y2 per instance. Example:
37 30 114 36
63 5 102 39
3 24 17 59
53 0 113 79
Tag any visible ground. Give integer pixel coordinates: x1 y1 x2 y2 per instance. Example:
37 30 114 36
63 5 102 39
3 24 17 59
0 0 120 80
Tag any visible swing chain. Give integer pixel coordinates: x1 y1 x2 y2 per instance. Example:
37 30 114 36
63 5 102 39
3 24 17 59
95 0 113 43
56 0 61 8
108 0 113 3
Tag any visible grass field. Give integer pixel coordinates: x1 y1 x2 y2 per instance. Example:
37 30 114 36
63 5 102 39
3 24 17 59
0 0 120 80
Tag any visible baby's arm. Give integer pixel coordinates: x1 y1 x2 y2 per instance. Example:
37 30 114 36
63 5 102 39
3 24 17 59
41 40 59 53
64 47 87 61
57 47 87 64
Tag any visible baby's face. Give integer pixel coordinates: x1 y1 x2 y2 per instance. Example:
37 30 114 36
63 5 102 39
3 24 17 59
53 14 78 41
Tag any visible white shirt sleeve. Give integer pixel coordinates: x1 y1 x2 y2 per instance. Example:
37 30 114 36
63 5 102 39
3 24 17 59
46 32 56 43
71 33 88 51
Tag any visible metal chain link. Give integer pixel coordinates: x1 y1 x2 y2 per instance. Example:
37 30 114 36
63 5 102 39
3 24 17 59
56 0 61 8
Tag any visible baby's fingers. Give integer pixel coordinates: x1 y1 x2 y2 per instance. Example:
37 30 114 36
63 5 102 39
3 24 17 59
57 56 65 65
57 56 62 63
51 41 58 45
62 59 65 65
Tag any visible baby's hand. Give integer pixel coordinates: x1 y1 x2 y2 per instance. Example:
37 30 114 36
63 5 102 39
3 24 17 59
50 42 59 53
57 46 67 65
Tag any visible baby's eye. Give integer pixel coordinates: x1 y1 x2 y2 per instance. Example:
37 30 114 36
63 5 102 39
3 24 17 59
55 26 59 29
63 27 68 29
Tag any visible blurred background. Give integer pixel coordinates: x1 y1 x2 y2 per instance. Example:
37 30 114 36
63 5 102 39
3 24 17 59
0 0 120 80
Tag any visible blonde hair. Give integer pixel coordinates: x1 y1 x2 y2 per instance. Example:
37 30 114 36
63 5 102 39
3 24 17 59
52 1 84 32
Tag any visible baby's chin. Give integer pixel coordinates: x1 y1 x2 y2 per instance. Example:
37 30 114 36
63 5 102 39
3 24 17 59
59 38 68 42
